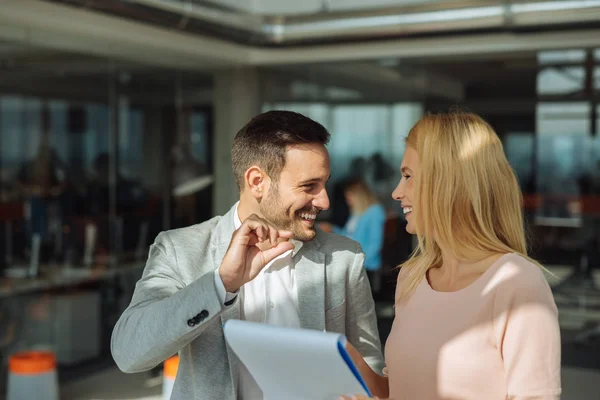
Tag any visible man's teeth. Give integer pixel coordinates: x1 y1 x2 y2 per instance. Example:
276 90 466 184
300 213 316 220
403 207 413 214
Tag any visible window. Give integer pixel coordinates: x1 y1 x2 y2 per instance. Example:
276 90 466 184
537 49 586 64
537 67 585 95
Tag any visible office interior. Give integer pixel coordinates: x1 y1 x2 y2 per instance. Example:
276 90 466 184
0 0 599 398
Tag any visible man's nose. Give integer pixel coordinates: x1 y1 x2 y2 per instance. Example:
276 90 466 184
313 188 330 211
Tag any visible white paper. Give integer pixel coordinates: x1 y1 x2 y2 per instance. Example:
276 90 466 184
224 320 369 400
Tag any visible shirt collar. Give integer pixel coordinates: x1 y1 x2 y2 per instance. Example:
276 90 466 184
233 201 303 257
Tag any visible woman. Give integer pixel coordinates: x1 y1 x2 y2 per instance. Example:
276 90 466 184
320 178 386 291
342 111 561 400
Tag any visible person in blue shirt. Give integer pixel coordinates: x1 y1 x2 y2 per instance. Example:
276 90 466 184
321 177 386 292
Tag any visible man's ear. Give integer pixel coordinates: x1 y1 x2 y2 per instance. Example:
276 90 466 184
244 166 269 199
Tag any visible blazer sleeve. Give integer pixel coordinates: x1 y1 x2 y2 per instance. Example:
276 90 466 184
111 231 231 373
344 245 386 374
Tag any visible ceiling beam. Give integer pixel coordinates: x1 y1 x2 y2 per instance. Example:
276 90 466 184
250 29 600 66
268 62 464 101
0 0 250 71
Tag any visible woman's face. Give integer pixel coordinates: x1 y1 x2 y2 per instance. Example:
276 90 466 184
392 146 419 234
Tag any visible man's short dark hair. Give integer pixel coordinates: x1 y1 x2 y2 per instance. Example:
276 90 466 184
231 110 330 190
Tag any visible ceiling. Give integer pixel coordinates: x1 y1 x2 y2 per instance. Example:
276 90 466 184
2 0 600 72
0 0 596 109
57 0 600 46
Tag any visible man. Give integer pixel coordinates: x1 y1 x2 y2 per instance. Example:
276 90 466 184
111 111 384 399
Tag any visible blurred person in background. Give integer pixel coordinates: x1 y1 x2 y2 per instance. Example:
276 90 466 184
16 114 68 264
341 111 561 400
111 110 385 400
320 177 386 293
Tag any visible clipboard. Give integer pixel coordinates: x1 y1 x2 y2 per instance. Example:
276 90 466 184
223 320 371 400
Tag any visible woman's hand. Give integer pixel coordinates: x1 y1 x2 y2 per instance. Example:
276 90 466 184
344 341 389 398
345 340 365 368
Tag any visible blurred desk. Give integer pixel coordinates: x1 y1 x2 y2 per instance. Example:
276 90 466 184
61 365 162 400
0 262 145 370
0 263 144 299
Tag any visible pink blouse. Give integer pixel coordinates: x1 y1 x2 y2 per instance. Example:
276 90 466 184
385 253 561 400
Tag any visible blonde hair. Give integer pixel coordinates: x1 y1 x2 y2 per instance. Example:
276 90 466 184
398 111 541 302
344 178 378 214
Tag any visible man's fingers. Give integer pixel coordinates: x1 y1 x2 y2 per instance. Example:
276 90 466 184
238 218 268 242
256 225 266 242
259 241 294 265
268 226 279 247
278 230 293 239
238 216 293 246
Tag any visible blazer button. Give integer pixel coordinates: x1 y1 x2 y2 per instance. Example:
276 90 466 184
187 319 195 327
199 310 209 319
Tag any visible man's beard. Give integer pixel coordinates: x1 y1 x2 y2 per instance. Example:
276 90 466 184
259 187 318 242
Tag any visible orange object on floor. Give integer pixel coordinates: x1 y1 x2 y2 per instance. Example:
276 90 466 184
9 351 56 375
164 355 179 378
163 355 179 400
7 351 59 400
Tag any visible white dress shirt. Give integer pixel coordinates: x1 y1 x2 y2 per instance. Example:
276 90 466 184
214 202 303 400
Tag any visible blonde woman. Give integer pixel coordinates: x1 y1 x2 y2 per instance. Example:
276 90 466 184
321 178 386 291
341 112 561 400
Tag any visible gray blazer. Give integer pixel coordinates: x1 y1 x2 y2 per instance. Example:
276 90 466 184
111 204 384 399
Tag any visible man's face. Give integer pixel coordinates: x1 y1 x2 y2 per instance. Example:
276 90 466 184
260 143 331 241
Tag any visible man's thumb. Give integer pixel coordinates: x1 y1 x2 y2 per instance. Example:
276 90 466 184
260 241 294 265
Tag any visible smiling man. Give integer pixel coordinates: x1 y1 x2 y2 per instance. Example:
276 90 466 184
111 110 384 400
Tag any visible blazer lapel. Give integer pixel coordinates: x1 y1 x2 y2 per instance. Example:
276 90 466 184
212 205 242 396
295 238 326 331
212 205 328 395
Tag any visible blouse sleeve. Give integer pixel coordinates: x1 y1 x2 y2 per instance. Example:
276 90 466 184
493 261 562 400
